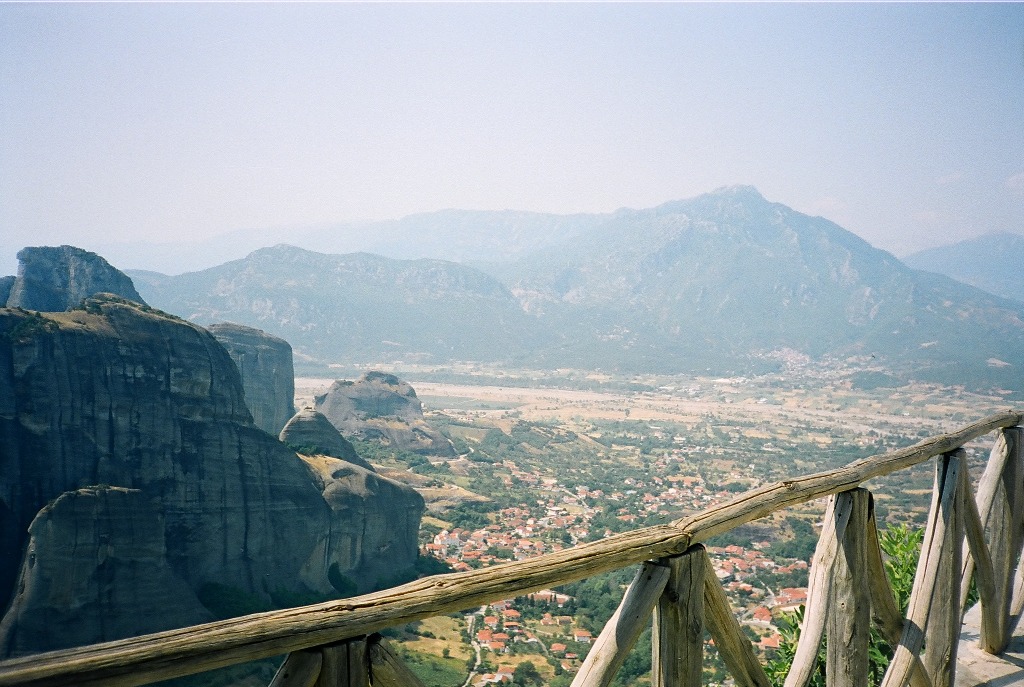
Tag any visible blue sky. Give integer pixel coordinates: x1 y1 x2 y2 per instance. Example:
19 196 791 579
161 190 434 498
1 3 1022 275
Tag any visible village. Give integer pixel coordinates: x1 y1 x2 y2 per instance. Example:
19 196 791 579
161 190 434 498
419 458 814 685
344 371 1009 686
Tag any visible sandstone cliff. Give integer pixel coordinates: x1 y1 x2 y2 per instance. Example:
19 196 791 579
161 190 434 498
315 371 455 457
5 246 145 311
0 277 13 307
0 296 422 656
280 407 374 471
298 455 424 592
0 487 212 656
207 322 295 436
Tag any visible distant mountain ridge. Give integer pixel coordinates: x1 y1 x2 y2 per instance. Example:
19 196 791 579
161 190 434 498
505 186 1024 380
62 208 607 277
125 187 1024 391
129 246 545 365
903 232 1024 304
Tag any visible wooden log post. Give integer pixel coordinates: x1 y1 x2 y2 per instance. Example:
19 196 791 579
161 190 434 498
862 497 930 687
269 650 322 687
315 638 368 687
880 452 962 687
652 546 705 687
969 427 1024 653
571 562 671 687
957 450 999 649
922 452 965 687
997 428 1024 630
783 491 850 687
826 489 872 687
366 635 427 687
700 551 771 687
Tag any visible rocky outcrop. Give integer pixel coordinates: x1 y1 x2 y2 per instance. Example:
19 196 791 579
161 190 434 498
0 295 422 656
314 372 455 457
299 456 424 592
0 277 13 307
5 246 145 311
280 407 374 471
0 487 211 656
207 322 294 436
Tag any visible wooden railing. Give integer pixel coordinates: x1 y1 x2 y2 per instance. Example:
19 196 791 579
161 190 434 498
0 411 1021 687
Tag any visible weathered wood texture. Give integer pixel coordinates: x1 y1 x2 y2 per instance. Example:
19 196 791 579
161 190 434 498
316 639 368 687
0 412 1019 687
783 492 848 687
366 635 426 687
959 428 1024 653
880 453 962 687
826 489 871 687
571 562 670 687
652 547 705 687
922 454 964 687
862 496 931 687
700 551 771 687
958 453 998 644
269 651 321 687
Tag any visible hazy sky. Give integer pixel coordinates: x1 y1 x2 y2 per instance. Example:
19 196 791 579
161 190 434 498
2 3 1023 275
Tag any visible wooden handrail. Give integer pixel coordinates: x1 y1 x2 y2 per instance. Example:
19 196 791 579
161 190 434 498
0 410 1020 687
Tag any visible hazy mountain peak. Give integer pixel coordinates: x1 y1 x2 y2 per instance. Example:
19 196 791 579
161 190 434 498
709 184 765 200
120 190 1024 391
903 232 1024 303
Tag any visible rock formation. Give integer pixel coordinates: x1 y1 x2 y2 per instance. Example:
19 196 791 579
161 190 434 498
0 277 13 307
298 456 424 592
207 322 295 436
5 245 145 311
0 487 212 656
279 407 374 471
314 371 456 457
0 295 422 656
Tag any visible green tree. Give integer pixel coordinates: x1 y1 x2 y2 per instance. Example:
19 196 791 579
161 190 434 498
513 660 542 686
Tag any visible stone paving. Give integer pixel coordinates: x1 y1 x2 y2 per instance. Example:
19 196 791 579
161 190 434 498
957 605 1024 686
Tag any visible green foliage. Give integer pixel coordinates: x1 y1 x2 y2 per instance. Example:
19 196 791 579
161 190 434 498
612 627 651 686
765 606 824 687
286 443 324 456
372 555 455 592
395 646 466 687
446 500 497 530
197 583 273 620
513 660 543 686
6 311 58 341
328 562 358 597
768 517 818 562
269 587 333 609
879 523 923 616
198 580 342 620
414 554 454 576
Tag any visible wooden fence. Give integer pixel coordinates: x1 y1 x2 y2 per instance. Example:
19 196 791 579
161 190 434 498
0 410 1021 687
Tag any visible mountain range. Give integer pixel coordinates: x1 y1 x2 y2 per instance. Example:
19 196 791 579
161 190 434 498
119 186 1023 392
903 232 1024 305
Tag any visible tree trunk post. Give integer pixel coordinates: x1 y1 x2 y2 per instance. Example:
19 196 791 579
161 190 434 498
315 638 368 687
922 452 964 687
825 489 872 687
652 546 705 687
975 428 1024 652
571 562 670 687
367 635 427 687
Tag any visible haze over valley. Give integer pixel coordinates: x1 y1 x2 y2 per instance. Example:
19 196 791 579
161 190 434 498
123 187 1024 395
